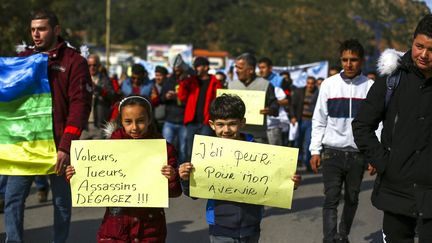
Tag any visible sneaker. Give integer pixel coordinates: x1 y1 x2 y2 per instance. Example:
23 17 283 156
37 189 49 203
335 237 350 243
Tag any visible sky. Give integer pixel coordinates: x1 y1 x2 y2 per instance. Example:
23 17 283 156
423 0 432 11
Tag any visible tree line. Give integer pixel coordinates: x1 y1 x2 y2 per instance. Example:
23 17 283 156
1 0 430 67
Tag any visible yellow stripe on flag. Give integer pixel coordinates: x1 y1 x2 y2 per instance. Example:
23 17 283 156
0 139 56 175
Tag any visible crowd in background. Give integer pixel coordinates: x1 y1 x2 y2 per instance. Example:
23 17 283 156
79 53 350 171
0 49 376 241
3 8 432 243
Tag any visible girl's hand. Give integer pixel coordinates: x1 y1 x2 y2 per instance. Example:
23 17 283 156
65 165 75 181
161 165 176 181
178 162 194 181
292 174 302 190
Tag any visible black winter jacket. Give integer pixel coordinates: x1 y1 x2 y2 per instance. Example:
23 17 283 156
352 49 432 218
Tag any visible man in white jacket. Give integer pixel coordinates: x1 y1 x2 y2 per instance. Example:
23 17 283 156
309 39 373 243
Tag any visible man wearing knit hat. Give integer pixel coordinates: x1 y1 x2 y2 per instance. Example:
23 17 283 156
160 55 191 164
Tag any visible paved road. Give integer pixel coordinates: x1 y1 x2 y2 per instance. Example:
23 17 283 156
0 170 385 243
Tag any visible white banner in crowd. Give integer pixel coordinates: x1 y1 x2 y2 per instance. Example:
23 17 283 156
147 44 193 68
224 60 328 88
137 59 157 80
143 50 328 88
273 61 329 88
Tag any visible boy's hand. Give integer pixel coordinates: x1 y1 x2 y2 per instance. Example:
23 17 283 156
166 91 177 100
310 155 321 174
292 174 302 190
368 163 377 175
65 165 75 181
278 98 289 106
161 165 176 181
259 108 270 115
179 162 194 181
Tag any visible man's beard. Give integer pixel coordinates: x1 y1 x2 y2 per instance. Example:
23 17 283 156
34 37 56 52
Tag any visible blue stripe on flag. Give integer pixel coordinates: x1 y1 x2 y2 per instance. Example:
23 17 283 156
0 54 50 102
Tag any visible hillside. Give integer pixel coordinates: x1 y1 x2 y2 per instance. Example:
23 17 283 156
1 0 429 67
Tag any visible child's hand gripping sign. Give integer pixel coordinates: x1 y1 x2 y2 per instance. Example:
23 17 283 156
70 139 168 207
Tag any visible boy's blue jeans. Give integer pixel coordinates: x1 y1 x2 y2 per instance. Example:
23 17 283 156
210 234 260 243
34 175 49 191
162 121 187 164
4 174 71 243
185 123 214 162
296 119 312 170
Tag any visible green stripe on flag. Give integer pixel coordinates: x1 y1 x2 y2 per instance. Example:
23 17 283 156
0 93 54 144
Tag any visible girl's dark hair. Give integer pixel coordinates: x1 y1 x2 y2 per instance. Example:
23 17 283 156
117 96 160 138
209 94 246 121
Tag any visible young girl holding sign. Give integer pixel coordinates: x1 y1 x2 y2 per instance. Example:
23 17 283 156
66 95 182 243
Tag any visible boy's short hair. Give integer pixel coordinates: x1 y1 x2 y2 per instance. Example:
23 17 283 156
209 94 245 121
155 65 168 75
307 76 316 82
31 9 59 28
414 14 432 39
131 64 147 76
258 57 273 67
339 39 364 59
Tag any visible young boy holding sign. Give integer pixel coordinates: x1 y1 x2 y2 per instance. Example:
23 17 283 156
179 94 301 243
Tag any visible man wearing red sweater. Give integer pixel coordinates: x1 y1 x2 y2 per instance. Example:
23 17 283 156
5 9 92 243
178 57 222 162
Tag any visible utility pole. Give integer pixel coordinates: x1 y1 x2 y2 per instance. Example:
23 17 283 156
106 0 111 71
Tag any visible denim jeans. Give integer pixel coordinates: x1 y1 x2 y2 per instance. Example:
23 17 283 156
162 121 187 164
266 127 282 145
296 119 312 170
321 148 367 243
0 175 8 199
281 131 290 147
210 234 260 243
5 174 72 243
185 123 214 162
34 175 49 191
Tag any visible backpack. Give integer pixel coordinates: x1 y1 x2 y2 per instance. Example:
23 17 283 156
384 70 402 109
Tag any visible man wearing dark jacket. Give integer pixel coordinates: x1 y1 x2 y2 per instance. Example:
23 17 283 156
5 9 92 243
291 76 318 171
352 14 432 242
160 57 189 164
